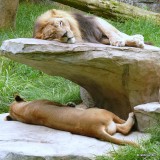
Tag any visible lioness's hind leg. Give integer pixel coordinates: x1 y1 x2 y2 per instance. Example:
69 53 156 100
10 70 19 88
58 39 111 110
116 112 135 135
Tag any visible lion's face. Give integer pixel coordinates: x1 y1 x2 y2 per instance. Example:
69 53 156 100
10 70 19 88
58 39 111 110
41 18 76 44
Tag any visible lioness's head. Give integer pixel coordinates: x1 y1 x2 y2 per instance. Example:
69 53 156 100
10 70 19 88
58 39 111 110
5 95 26 121
34 18 76 44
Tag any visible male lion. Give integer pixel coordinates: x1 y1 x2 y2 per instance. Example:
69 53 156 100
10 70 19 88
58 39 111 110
33 9 144 48
6 96 137 146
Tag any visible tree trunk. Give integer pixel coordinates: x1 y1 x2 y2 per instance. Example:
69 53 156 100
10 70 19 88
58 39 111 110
0 0 19 28
52 0 160 23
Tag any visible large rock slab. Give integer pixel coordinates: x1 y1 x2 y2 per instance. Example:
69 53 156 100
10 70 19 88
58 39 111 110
0 113 149 160
1 38 160 119
117 0 160 13
134 102 160 132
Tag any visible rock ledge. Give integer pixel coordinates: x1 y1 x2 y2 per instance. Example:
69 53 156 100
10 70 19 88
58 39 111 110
1 38 160 119
134 102 160 131
0 113 149 160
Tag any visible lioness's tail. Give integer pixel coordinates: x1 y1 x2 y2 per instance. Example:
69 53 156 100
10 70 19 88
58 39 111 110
99 127 138 147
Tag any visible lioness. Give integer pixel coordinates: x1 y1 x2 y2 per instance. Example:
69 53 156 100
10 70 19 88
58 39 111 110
33 9 144 48
6 96 137 146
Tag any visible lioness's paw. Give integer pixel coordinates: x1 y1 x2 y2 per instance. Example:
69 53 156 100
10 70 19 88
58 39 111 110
110 38 125 47
129 112 134 117
129 112 135 124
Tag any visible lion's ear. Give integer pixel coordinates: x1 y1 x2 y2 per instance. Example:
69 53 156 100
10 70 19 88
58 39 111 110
33 33 43 39
33 21 48 39
50 9 64 18
51 9 57 15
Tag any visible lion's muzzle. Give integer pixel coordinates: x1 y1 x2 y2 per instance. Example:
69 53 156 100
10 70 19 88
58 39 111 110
61 31 76 44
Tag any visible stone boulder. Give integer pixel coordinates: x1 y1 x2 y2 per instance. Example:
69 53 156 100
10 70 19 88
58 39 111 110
0 113 149 160
117 0 160 13
134 102 160 132
1 38 160 119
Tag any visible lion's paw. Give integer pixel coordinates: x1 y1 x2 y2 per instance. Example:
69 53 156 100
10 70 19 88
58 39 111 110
132 34 144 41
132 34 145 48
136 41 144 48
110 38 125 47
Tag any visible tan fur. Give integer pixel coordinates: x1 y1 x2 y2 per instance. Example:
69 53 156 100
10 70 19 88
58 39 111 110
7 98 137 146
33 9 144 48
33 9 82 43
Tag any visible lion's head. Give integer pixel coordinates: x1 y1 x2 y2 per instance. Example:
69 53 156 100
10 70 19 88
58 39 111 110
34 17 76 44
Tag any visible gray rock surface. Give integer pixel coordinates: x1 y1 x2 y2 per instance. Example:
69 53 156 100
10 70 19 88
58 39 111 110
80 87 95 108
0 113 149 160
134 102 160 132
117 0 160 13
1 38 160 119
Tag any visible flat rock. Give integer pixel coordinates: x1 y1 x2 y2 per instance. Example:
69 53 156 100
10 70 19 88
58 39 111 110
0 113 149 160
1 38 160 119
134 102 160 131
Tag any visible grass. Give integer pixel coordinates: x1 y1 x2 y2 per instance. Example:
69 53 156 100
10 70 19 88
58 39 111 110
110 18 160 47
0 57 81 113
0 1 54 44
0 1 81 113
0 1 160 160
0 1 78 45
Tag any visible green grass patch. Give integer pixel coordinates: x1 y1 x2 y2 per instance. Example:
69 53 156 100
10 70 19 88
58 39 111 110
0 57 80 113
0 1 77 45
0 1 81 113
109 18 160 47
0 1 54 44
